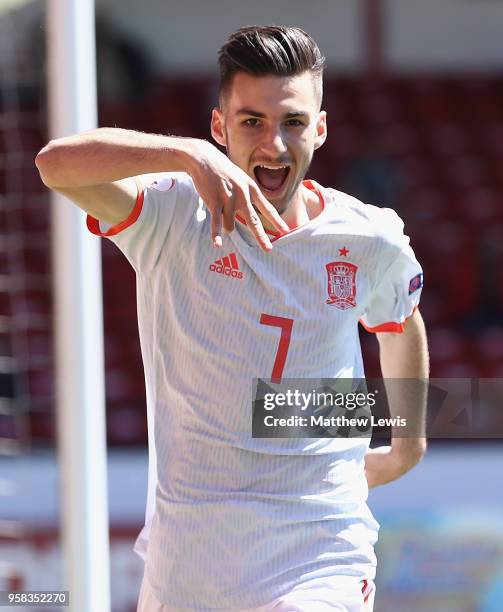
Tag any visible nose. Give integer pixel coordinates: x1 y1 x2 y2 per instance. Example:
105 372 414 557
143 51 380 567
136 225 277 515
259 125 288 158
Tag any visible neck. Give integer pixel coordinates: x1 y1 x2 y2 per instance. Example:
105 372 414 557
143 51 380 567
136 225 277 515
259 182 322 233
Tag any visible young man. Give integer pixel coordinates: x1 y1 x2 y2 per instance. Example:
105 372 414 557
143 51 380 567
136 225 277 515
36 25 428 612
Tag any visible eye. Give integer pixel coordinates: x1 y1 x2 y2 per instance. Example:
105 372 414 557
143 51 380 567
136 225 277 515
243 118 260 127
285 119 304 127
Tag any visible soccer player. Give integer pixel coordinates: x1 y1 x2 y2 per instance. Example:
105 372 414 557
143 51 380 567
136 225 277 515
36 25 428 612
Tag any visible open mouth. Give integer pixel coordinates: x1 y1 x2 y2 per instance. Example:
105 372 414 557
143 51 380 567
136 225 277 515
253 164 291 194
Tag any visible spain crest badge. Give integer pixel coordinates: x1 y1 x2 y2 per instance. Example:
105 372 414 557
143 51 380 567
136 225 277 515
325 261 358 310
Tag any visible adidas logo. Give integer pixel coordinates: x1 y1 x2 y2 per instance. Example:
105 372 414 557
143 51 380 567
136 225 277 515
209 252 244 279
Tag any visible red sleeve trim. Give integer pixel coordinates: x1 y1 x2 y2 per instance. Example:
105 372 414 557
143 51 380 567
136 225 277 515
86 187 145 237
360 306 418 334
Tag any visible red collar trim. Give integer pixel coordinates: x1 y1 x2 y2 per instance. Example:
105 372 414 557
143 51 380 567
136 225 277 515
235 179 326 241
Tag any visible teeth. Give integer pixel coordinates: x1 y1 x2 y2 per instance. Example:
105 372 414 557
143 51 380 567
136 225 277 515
257 164 288 170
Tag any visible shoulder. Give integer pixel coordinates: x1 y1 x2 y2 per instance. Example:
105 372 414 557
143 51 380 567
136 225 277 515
323 186 407 248
139 171 208 239
137 171 204 224
139 171 197 199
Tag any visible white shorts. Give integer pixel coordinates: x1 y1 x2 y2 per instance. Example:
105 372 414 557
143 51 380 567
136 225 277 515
136 575 375 612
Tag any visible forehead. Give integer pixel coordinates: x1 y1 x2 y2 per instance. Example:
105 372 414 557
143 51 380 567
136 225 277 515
225 72 318 116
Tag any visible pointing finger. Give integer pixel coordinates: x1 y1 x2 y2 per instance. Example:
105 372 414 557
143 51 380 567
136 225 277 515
239 195 273 252
211 208 223 248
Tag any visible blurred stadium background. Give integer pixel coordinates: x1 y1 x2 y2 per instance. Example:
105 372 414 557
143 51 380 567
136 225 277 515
1 0 502 610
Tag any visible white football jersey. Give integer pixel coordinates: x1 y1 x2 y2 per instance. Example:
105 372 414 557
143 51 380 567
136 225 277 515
87 173 422 610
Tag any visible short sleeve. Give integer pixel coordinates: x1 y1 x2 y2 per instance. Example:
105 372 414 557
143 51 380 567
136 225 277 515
360 243 423 334
86 172 198 272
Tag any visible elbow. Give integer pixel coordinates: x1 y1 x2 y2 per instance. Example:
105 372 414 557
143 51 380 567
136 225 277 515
406 437 428 468
413 437 427 462
35 142 59 188
394 437 428 474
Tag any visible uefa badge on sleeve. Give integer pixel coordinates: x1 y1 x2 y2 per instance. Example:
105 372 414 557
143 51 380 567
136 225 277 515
149 177 175 192
408 272 424 295
325 261 358 310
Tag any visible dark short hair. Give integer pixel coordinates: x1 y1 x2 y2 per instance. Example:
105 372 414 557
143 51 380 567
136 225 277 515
218 25 326 108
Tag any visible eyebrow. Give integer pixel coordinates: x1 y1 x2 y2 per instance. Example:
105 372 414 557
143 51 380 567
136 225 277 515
236 107 309 119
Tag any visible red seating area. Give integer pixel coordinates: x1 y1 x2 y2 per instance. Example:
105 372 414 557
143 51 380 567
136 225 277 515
315 77 503 379
1 76 502 445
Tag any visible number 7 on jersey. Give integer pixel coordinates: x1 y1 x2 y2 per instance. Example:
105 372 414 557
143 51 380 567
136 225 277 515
259 314 294 383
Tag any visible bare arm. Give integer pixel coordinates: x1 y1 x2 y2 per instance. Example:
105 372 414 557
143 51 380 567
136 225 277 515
365 308 429 488
35 127 288 249
35 128 194 225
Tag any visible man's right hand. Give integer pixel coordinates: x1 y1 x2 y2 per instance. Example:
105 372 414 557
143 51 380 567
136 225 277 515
187 141 289 251
35 129 289 251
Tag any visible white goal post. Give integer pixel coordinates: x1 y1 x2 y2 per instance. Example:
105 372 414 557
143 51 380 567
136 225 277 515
47 1 111 611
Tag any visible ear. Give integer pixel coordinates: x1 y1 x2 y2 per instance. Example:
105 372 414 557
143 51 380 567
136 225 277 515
211 107 227 147
314 110 327 150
